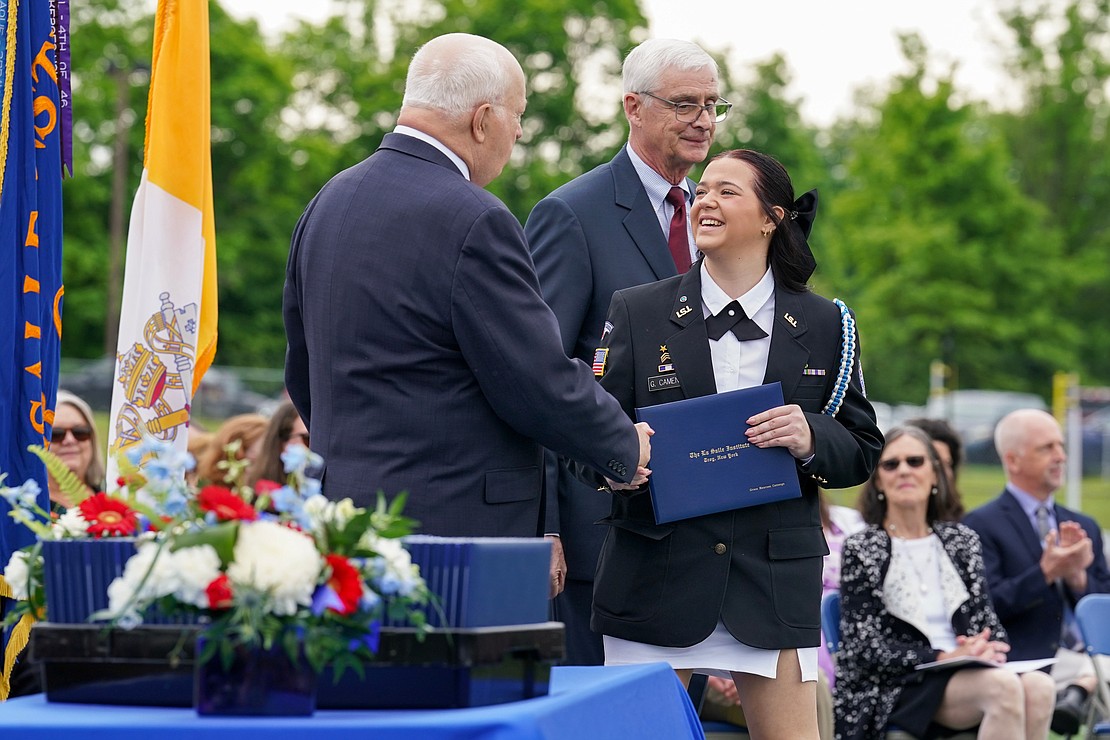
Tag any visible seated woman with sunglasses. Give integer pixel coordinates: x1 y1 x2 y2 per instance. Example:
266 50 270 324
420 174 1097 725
835 426 1055 740
48 390 106 509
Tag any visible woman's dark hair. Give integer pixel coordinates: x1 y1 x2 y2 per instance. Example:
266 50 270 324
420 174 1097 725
857 425 955 527
706 149 812 292
245 402 302 486
904 416 965 520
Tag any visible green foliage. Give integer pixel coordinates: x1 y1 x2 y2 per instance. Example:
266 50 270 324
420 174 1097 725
27 444 93 504
817 34 1073 402
56 0 1110 403
995 0 1110 385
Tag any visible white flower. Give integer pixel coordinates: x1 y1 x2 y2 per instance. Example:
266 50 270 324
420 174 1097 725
3 550 32 600
51 508 89 538
226 520 322 616
362 535 422 597
167 545 222 608
106 542 178 619
302 494 356 533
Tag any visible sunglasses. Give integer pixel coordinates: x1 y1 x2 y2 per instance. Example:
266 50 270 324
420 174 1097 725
878 455 927 472
52 426 93 443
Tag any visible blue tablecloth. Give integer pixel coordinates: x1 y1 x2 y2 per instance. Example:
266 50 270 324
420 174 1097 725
0 663 705 739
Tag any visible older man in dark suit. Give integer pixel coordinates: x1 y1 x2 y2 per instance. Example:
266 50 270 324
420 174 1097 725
523 39 724 664
283 34 651 565
964 408 1110 735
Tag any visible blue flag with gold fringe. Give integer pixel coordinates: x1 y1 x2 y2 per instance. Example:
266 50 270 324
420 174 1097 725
0 0 66 698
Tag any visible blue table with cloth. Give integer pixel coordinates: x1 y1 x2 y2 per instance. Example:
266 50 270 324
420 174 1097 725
0 663 704 739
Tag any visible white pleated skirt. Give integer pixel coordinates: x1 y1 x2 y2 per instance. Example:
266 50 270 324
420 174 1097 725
603 620 818 681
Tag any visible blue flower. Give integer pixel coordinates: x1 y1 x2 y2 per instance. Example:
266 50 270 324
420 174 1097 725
0 479 42 510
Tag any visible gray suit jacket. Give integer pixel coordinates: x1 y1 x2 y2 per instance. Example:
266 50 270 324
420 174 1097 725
283 133 639 537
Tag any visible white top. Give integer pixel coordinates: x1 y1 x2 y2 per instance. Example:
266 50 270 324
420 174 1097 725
701 264 776 392
890 535 957 652
393 125 470 180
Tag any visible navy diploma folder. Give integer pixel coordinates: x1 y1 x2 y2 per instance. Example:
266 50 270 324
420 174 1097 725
635 382 803 523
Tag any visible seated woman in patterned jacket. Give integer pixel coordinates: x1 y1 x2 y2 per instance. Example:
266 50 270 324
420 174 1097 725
834 426 1055 740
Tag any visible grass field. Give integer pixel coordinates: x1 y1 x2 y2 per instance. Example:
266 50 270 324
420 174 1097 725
825 464 1110 527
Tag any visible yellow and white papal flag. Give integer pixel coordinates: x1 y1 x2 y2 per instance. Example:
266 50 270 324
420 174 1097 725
106 0 217 482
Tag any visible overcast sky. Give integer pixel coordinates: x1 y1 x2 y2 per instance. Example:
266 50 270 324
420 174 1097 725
222 0 1021 126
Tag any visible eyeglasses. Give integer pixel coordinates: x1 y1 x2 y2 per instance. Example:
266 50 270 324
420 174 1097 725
878 455 927 472
638 91 732 123
287 432 310 447
52 426 92 443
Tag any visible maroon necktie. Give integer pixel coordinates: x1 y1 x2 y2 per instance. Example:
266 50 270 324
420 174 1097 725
665 186 691 274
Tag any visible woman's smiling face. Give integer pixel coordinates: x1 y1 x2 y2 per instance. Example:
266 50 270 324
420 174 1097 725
691 157 776 256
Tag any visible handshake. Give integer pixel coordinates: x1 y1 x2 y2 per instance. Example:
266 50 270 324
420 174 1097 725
606 421 653 492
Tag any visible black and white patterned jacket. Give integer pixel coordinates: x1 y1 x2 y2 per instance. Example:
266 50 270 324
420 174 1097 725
833 522 1007 740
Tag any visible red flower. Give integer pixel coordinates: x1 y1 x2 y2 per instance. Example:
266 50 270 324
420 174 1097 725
78 493 139 537
197 485 258 521
325 555 363 616
206 574 234 610
253 479 282 495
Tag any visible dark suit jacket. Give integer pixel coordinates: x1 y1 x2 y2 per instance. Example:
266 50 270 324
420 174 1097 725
591 263 883 648
835 523 1006 740
524 146 689 579
283 132 639 537
962 488 1110 660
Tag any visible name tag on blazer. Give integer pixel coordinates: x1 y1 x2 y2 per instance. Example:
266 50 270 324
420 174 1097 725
648 374 682 392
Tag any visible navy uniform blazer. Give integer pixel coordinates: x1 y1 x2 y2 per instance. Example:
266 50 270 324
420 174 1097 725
962 488 1110 660
591 263 882 648
283 133 639 537
525 145 690 579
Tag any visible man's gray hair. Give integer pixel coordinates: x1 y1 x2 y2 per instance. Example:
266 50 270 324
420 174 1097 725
403 36 516 116
622 38 718 95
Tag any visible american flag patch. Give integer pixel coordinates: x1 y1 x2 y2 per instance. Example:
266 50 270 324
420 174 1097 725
802 367 826 376
592 348 609 377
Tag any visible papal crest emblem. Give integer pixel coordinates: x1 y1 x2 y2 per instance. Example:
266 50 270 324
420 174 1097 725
111 292 199 454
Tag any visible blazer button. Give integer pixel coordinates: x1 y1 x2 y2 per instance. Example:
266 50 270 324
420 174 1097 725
714 543 727 555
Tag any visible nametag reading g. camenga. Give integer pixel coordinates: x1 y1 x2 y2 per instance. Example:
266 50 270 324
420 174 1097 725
648 374 681 392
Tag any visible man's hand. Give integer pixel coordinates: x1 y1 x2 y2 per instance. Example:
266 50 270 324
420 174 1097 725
547 535 566 599
636 421 654 468
1041 528 1093 589
745 404 814 459
606 466 651 491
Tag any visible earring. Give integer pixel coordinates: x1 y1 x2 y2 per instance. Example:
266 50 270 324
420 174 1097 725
876 490 885 501
930 485 938 496
760 226 772 237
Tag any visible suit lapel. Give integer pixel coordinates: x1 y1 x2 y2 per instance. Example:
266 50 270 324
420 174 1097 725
662 265 716 398
763 287 810 402
612 148 680 281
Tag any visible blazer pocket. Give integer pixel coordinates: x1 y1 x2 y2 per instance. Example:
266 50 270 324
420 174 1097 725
767 525 829 628
593 518 675 622
483 467 540 504
792 376 828 402
597 516 676 541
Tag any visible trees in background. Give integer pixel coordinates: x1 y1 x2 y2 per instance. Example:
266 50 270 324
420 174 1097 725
58 0 1109 405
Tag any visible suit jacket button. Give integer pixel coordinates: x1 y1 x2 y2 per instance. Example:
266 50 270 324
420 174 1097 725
714 543 727 555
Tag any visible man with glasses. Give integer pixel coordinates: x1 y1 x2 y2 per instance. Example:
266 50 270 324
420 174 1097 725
964 409 1110 735
524 38 725 666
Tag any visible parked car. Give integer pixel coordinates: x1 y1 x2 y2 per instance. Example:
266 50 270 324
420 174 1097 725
925 390 1048 466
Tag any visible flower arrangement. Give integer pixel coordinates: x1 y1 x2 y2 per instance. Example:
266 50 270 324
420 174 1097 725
1 444 153 624
3 438 430 679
